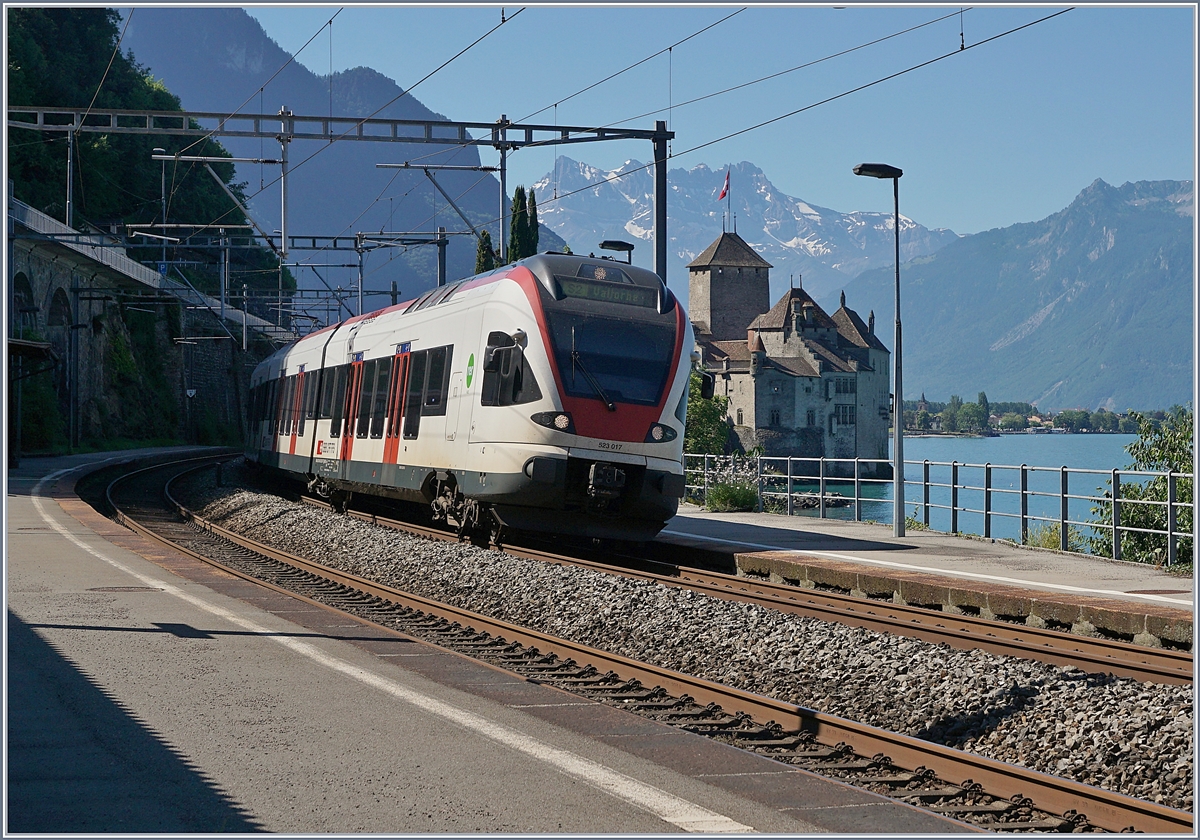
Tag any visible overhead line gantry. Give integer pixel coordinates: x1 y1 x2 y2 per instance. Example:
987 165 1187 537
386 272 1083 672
8 106 675 283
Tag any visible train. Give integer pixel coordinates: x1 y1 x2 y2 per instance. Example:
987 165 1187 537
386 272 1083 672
245 252 710 543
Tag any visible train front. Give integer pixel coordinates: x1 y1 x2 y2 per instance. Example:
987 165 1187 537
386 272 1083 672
488 253 691 542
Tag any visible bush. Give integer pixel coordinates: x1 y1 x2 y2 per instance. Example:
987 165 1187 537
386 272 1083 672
1087 407 1192 564
1025 522 1084 552
705 481 759 512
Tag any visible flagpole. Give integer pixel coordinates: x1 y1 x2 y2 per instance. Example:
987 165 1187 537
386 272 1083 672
720 165 729 229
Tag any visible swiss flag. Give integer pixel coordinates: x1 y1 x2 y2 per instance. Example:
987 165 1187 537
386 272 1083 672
718 170 729 200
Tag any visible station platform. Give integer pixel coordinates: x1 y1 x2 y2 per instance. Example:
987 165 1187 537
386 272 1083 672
6 448 966 834
658 505 1195 649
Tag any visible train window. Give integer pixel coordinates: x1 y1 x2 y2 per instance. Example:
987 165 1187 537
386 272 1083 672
304 373 320 420
480 345 542 407
356 359 377 438
402 352 427 439
265 380 277 430
403 289 437 314
318 367 337 419
421 346 451 415
544 312 674 406
369 357 391 438
329 365 349 438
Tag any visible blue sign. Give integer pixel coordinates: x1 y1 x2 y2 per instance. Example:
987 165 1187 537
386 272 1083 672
158 262 168 275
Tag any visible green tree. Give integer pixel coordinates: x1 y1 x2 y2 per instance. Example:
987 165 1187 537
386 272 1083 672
683 370 730 455
1056 409 1091 432
915 409 931 431
528 187 540 253
999 412 1028 431
7 8 291 304
977 392 990 428
507 185 530 263
940 408 958 433
1087 406 1193 564
475 230 496 273
956 402 985 431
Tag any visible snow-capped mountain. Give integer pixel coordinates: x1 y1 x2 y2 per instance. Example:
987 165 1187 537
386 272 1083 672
533 158 960 307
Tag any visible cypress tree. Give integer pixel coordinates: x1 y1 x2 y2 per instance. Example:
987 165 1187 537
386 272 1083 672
508 186 529 263
475 230 496 273
528 187 540 254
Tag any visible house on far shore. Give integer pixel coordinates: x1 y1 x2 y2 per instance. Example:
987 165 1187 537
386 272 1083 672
689 230 891 473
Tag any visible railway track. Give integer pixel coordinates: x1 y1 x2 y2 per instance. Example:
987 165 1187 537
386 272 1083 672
294 491 1194 687
99 457 1193 833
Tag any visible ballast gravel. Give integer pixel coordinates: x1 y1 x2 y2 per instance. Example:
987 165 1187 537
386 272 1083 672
182 469 1193 813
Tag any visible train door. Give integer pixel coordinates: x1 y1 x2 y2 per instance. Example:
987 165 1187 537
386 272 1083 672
384 347 410 464
446 372 463 441
288 369 306 456
339 355 366 462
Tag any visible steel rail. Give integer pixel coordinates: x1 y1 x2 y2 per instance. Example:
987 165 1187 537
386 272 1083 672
102 463 1192 835
304 497 1194 686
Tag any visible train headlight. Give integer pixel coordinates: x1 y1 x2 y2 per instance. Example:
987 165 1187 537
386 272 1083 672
645 423 678 443
531 411 575 434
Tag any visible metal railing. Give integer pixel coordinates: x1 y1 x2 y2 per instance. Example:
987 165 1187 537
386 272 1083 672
683 454 1194 565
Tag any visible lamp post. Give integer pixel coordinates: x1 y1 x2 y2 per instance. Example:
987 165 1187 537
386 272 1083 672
152 147 166 270
853 162 904 537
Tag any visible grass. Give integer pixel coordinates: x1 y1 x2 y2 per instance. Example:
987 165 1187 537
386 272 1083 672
705 481 759 512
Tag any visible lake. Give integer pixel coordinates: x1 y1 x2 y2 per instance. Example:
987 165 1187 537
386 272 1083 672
791 432 1146 544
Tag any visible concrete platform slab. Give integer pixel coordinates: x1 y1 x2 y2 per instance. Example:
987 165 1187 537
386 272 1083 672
658 505 1194 648
6 448 968 834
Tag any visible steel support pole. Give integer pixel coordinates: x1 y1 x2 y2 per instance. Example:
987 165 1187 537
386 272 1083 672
219 232 226 325
160 155 167 267
437 226 447 287
1112 470 1122 561
65 129 74 228
357 248 364 315
892 176 904 537
242 283 248 351
653 120 669 284
279 107 291 326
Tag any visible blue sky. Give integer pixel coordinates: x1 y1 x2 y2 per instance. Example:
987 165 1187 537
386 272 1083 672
243 5 1195 236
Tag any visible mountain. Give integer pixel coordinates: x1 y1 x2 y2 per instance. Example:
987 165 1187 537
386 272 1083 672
122 8 561 304
841 179 1194 412
532 158 960 303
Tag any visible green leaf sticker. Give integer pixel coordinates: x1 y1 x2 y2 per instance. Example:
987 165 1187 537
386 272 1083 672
466 353 475 388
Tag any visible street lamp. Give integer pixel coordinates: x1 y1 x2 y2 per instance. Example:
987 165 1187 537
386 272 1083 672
152 148 166 270
853 162 905 537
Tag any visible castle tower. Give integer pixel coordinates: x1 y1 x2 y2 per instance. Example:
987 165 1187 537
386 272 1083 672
687 231 772 340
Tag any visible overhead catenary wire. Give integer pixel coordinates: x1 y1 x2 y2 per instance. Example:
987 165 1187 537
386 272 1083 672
491 7 1075 226
400 7 970 178
514 8 745 124
189 8 522 238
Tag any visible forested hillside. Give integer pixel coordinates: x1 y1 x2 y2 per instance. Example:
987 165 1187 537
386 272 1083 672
7 7 290 308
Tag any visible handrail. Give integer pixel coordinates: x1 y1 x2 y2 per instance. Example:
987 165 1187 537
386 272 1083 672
684 453 1192 565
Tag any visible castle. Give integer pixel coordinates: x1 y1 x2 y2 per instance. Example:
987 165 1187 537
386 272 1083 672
688 231 891 469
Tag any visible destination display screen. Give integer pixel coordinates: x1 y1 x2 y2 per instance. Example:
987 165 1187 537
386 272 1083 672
555 277 657 308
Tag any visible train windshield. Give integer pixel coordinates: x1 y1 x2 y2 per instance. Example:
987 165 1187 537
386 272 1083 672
543 310 676 406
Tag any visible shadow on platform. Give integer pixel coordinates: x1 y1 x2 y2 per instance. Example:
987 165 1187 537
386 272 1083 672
6 609 263 833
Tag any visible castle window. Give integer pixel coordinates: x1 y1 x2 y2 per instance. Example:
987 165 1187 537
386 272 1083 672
835 405 856 425
834 377 856 395
806 409 816 427
771 382 780 393
736 408 743 425
770 409 780 426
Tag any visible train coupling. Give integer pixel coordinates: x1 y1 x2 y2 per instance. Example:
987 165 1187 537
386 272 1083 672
587 462 626 500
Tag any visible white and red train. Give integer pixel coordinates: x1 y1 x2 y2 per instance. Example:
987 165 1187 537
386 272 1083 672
245 253 697 541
